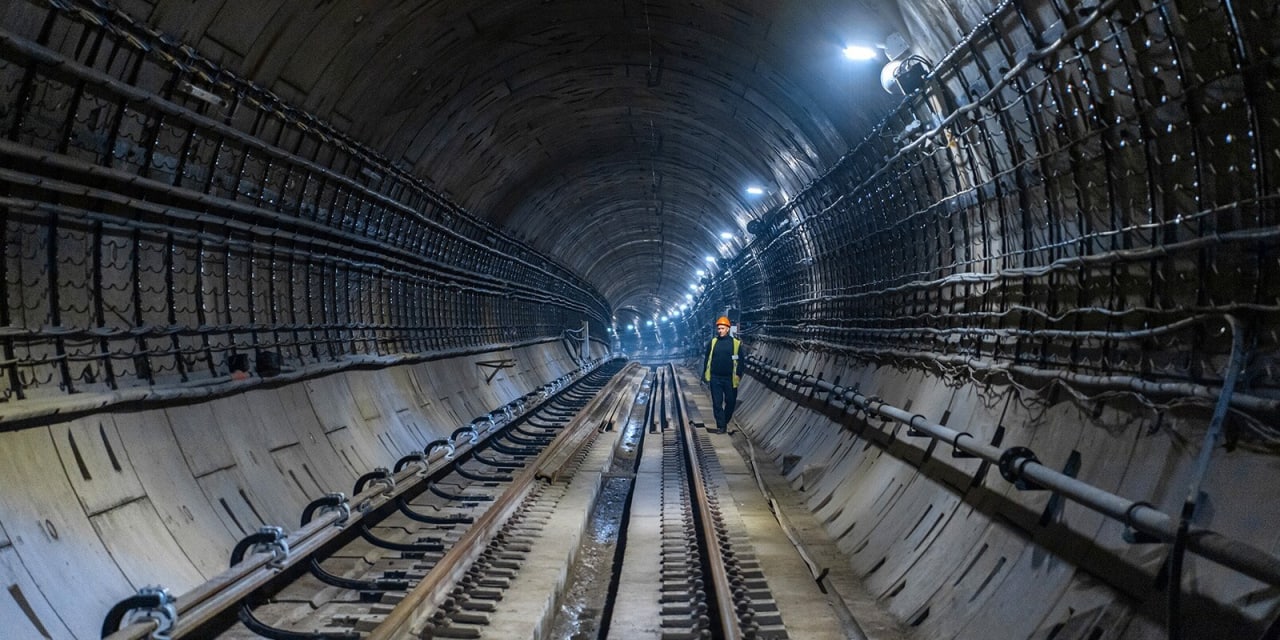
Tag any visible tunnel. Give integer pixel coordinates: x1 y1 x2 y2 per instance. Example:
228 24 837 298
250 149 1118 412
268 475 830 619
1 0 1278 638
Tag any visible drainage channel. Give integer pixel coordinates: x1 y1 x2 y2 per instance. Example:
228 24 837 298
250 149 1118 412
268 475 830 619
546 365 655 639
552 363 793 640
380 364 648 639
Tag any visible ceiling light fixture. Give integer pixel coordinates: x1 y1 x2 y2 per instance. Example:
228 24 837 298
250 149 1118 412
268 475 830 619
880 56 931 95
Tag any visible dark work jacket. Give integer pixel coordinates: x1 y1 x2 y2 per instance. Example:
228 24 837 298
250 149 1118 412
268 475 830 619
704 335 742 385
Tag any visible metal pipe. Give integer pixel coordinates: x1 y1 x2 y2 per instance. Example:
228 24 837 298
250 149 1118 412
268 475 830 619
0 160 591 315
0 28 608 325
750 334 1280 415
746 356 1280 587
0 338 577 428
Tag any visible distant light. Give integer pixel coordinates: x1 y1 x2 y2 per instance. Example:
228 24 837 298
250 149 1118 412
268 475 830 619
685 294 693 301
646 320 654 327
689 283 699 290
843 45 877 61
704 255 716 262
660 316 668 322
696 269 705 277
745 185 765 196
626 324 634 330
720 232 734 240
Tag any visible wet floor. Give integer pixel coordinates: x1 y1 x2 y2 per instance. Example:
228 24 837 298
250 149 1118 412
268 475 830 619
546 374 651 639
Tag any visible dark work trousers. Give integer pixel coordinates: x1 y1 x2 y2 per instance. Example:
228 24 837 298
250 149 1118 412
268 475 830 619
708 376 737 430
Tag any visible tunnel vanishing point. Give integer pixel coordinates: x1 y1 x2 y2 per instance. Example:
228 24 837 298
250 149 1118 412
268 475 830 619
1 0 1278 638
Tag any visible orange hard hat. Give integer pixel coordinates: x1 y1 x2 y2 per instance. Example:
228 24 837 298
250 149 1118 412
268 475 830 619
715 316 731 327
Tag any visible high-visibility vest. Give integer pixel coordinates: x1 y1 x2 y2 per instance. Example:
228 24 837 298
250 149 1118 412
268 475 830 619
703 337 741 388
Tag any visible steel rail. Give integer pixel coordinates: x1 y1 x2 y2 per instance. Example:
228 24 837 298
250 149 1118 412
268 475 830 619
102 471 426 640
101 360 607 639
535 364 639 482
670 364 743 640
746 356 1280 588
103 509 343 640
367 364 632 639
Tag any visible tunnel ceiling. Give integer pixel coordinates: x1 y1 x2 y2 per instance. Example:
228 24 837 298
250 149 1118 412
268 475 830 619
123 0 906 317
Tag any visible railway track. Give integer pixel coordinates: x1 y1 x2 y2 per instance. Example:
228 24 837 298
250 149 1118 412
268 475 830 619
101 362 806 640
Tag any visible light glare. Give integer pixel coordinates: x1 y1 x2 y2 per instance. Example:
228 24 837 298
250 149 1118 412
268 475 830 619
745 185 765 196
843 45 877 61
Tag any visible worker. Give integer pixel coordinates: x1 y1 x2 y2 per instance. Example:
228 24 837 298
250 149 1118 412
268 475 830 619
702 315 743 433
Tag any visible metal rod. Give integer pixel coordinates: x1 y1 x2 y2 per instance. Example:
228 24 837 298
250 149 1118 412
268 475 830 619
746 356 1280 588
671 365 743 640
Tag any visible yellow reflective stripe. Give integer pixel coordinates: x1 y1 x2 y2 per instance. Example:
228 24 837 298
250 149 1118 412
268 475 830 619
706 337 742 387
704 337 717 382
732 337 742 386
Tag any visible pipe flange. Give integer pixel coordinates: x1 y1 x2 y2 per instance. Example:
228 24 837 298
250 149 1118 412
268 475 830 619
998 447 1042 490
864 395 883 418
1121 501 1162 544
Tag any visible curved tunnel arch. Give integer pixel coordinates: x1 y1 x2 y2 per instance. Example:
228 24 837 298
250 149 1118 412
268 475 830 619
0 0 1277 638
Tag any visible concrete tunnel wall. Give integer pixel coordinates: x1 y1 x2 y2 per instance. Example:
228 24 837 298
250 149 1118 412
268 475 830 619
673 0 1280 636
730 343 1278 639
1 0 1279 638
0 342 601 639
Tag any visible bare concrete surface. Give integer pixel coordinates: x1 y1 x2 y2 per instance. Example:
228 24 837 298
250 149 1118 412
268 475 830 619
681 368 909 640
478 421 623 638
605 413 667 640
